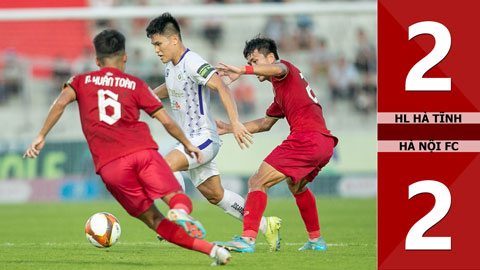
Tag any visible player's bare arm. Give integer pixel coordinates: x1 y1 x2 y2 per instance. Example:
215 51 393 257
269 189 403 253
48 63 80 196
153 83 169 99
216 62 288 84
154 109 203 163
215 116 278 135
23 86 76 159
206 73 253 149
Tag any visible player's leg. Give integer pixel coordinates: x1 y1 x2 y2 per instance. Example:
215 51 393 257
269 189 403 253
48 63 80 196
215 162 285 252
165 149 190 171
137 149 231 264
194 168 246 221
216 133 332 253
166 136 218 173
136 202 165 229
156 139 217 240
287 177 327 251
196 175 224 204
197 175 258 226
136 149 205 238
161 190 192 214
184 140 238 215
287 134 335 251
173 171 186 191
162 137 218 206
195 169 279 251
242 161 285 240
159 149 190 212
188 138 272 234
137 203 231 265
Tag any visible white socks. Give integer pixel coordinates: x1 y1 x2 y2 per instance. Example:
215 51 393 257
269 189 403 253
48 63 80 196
173 171 185 191
209 245 218 258
259 217 267 234
216 189 245 221
216 189 268 234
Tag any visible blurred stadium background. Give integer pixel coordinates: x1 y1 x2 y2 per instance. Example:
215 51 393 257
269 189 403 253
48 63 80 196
0 0 376 203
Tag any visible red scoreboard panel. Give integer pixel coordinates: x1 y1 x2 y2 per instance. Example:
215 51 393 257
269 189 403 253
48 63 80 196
378 0 480 269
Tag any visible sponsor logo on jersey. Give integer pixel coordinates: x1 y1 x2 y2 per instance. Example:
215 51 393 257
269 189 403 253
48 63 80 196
169 90 184 98
197 63 215 79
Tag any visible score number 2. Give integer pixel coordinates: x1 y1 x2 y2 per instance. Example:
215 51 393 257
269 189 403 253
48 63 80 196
405 21 452 250
406 180 451 250
406 21 451 91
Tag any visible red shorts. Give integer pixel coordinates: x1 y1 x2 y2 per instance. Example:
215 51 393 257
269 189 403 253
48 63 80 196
264 132 335 183
98 149 181 217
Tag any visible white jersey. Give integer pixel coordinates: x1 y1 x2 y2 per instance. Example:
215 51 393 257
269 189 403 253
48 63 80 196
165 49 219 143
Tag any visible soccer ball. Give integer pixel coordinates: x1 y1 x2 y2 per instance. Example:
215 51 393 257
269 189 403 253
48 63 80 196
85 212 121 248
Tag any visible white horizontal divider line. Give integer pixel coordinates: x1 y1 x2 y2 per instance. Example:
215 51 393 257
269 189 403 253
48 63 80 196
378 140 480 152
378 112 480 124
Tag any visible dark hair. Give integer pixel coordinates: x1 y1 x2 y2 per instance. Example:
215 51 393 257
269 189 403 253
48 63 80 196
146 12 182 41
93 29 126 63
243 36 279 60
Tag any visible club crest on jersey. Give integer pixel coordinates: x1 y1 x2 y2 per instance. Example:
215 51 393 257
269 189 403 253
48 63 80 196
177 74 182 80
197 63 215 79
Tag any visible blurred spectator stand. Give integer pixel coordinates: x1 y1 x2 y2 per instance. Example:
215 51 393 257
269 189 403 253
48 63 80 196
233 77 256 116
310 38 331 85
328 56 358 105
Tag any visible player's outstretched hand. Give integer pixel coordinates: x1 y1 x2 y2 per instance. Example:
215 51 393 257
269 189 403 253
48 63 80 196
184 144 203 163
215 63 242 85
23 135 45 159
215 119 231 135
231 121 253 150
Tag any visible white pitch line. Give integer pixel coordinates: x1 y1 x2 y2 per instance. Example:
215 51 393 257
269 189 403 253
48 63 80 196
1 242 373 247
258 242 372 247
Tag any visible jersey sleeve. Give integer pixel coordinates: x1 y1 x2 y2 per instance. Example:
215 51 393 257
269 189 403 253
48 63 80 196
266 101 285 118
271 61 292 85
136 82 164 117
185 53 216 86
64 75 80 97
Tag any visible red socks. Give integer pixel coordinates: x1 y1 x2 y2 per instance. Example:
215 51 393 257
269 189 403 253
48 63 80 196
242 191 267 239
168 193 192 214
155 219 213 255
294 189 321 239
242 189 321 240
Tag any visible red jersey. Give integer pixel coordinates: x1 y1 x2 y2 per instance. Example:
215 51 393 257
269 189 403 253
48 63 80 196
67 67 163 172
267 60 337 145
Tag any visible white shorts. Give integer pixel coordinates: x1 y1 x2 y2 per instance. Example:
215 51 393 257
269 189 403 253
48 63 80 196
175 135 221 187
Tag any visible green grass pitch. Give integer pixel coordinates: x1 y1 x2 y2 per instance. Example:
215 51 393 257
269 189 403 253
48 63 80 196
0 198 376 270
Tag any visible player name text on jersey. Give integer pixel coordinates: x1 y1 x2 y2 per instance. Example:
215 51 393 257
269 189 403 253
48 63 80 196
85 75 137 90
